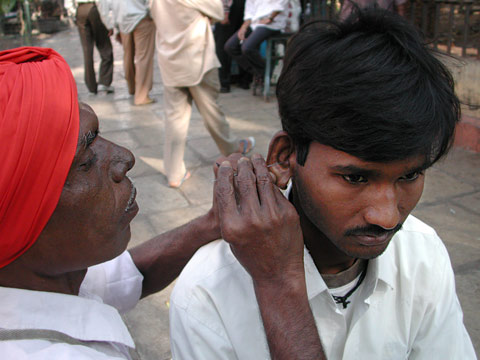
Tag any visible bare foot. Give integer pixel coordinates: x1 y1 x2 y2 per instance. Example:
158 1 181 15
168 171 191 188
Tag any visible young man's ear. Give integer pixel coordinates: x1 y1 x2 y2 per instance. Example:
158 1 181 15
266 131 296 189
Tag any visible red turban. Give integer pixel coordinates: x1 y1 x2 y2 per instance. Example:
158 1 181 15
0 47 79 268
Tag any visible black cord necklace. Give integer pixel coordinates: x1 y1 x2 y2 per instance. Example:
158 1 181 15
332 266 368 309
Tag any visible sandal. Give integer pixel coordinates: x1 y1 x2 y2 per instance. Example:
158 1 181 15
238 137 255 155
168 171 191 188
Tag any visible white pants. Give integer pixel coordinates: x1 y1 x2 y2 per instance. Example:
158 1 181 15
163 69 238 183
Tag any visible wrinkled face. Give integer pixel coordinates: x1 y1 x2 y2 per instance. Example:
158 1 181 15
34 103 138 274
293 142 426 259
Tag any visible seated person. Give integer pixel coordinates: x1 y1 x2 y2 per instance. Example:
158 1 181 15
169 9 477 359
224 0 289 86
0 47 313 358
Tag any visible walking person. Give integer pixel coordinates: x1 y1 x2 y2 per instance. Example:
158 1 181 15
100 0 156 105
75 0 114 94
150 0 254 188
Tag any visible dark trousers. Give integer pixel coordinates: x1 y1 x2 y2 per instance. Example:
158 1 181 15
224 26 280 77
76 3 113 93
214 23 236 87
214 0 245 87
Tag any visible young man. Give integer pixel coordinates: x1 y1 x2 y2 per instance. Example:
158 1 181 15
169 9 477 359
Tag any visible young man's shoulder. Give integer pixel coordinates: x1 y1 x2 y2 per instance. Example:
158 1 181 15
171 240 253 309
388 214 447 259
380 215 453 290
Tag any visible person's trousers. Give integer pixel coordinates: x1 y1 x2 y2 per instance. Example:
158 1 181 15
214 23 236 88
120 16 155 105
163 69 238 183
76 3 113 93
224 26 279 77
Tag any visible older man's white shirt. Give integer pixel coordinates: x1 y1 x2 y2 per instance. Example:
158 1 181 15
169 215 477 359
0 251 143 359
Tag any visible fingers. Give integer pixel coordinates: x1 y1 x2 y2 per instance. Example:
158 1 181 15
235 157 260 211
251 154 278 209
213 153 243 178
214 161 238 222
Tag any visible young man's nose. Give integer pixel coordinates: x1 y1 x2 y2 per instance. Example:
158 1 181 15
363 185 401 230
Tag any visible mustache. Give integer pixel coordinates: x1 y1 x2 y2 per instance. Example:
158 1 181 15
344 223 403 237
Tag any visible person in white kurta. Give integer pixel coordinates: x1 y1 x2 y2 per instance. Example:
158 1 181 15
149 0 253 187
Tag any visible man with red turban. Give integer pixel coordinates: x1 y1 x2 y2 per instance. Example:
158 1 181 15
0 46 319 358
0 46 225 358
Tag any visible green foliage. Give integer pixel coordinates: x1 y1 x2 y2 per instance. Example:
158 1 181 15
0 0 17 15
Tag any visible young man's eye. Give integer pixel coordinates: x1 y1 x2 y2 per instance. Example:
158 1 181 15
400 171 423 182
342 174 368 184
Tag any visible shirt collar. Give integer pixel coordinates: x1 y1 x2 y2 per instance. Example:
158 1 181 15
304 245 396 303
373 234 398 290
0 286 135 348
304 247 328 299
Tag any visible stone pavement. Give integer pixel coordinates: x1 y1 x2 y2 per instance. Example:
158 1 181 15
6 24 480 359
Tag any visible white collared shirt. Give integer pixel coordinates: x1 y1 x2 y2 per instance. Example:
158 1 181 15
0 251 144 359
244 0 289 31
97 0 149 33
169 215 476 359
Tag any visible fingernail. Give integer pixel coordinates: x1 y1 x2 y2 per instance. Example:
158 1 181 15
221 161 231 167
238 157 249 163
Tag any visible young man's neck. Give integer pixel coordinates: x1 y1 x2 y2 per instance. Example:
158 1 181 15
291 189 356 275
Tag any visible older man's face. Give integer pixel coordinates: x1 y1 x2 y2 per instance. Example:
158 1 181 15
32 103 138 274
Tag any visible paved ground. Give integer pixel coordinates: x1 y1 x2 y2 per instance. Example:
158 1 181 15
2 24 479 359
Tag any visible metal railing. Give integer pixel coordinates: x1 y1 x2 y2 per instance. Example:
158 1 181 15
301 0 480 57
409 0 480 57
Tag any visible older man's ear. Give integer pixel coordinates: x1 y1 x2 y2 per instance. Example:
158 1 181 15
266 131 295 190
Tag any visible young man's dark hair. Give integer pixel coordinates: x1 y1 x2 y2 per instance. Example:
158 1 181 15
276 8 460 166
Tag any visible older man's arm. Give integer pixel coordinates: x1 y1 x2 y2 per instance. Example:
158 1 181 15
215 155 326 359
129 210 220 298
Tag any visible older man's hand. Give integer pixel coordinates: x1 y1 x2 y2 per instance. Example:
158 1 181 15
214 154 305 286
